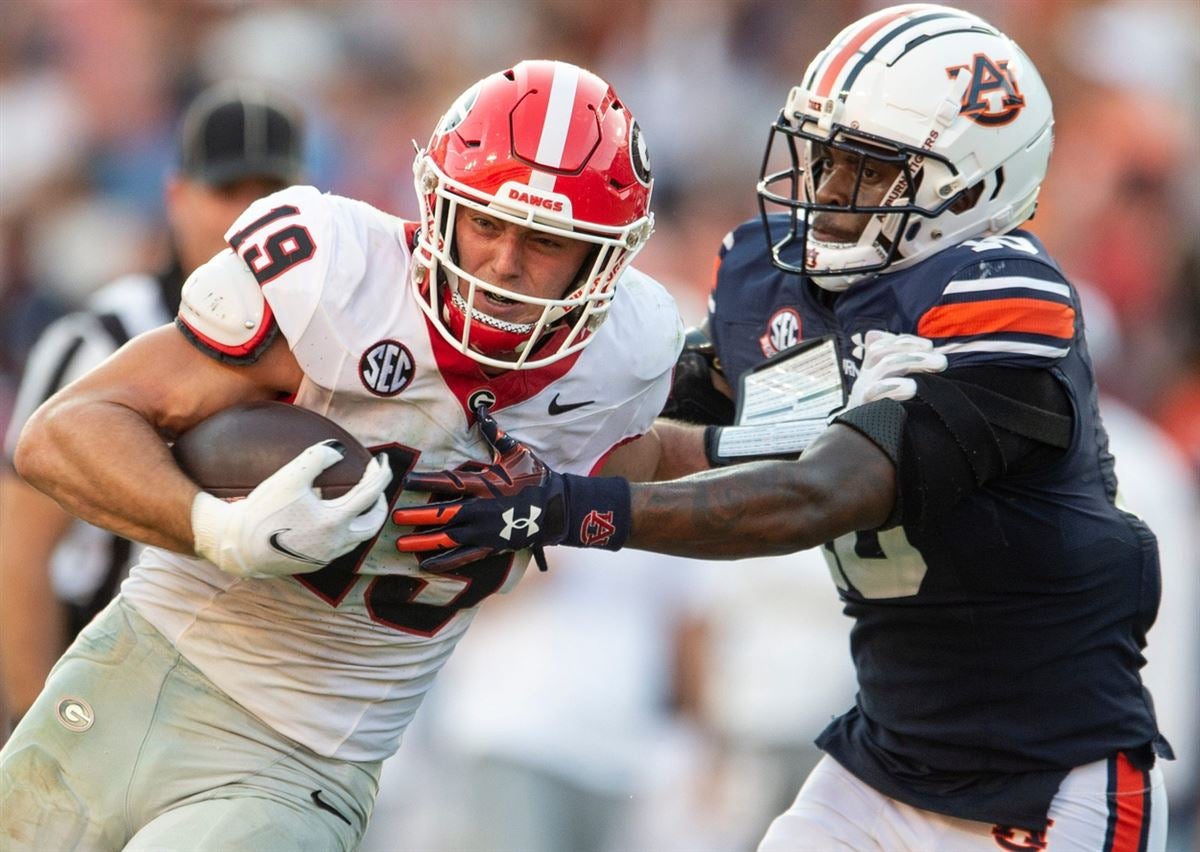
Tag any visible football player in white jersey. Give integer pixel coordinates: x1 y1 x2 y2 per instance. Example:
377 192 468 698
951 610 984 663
1 60 683 852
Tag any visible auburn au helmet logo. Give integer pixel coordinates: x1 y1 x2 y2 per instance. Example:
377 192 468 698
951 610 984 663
947 54 1026 126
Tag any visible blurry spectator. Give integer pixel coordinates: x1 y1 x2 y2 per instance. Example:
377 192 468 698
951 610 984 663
1156 248 1200 475
0 81 306 733
1079 282 1200 849
1031 1 1200 416
662 551 857 851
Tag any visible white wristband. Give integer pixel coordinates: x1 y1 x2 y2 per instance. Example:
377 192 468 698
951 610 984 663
191 491 244 577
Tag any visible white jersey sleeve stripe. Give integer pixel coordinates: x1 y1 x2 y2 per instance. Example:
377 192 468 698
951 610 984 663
943 277 1071 298
934 340 1070 359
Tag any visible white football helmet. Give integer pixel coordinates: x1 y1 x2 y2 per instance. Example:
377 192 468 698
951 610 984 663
412 60 654 370
757 4 1054 290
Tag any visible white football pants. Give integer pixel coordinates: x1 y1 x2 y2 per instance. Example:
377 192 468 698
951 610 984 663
759 752 1167 852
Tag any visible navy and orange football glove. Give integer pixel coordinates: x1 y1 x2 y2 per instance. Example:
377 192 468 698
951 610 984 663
393 404 631 573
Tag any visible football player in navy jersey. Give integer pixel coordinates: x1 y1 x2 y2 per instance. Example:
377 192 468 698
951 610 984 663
395 5 1172 850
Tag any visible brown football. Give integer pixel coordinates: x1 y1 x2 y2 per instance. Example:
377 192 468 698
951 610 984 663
172 401 372 499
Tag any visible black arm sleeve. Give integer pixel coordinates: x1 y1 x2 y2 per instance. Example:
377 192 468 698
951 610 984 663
834 366 1073 530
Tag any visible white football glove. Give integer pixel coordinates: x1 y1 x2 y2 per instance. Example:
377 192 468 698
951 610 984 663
191 440 392 579
844 331 948 411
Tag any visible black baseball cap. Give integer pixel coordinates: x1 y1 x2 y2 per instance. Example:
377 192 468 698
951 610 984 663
179 81 305 187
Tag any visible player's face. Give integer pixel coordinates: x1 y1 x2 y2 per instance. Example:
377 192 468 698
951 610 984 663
452 208 591 325
809 145 903 244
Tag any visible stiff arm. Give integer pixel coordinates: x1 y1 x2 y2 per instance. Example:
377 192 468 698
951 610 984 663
395 421 894 564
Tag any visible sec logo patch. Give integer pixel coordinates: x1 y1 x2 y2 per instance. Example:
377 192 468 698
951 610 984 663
360 340 415 397
759 308 801 357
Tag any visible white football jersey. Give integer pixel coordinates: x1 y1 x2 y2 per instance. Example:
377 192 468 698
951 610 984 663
122 186 683 761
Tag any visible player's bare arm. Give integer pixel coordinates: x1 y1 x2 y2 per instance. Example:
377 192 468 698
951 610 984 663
13 325 301 552
599 418 710 482
0 473 72 715
623 424 893 557
600 322 740 483
394 408 894 570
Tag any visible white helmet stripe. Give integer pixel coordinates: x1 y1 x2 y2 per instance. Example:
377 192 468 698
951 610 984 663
529 62 581 192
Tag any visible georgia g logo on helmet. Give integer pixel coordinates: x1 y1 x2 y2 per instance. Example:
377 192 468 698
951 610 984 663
947 53 1026 127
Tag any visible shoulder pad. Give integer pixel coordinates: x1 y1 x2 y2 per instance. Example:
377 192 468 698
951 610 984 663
718 216 767 259
912 252 1075 369
609 268 684 381
177 248 274 363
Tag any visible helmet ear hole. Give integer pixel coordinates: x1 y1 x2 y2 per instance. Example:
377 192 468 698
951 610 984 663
950 182 986 215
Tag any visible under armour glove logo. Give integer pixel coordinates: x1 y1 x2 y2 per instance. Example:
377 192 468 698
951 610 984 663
500 506 542 541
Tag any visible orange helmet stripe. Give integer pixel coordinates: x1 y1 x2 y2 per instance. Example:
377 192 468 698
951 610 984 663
815 5 940 98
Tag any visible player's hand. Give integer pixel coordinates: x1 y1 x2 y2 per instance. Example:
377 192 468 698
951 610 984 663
192 440 391 578
843 331 947 412
393 405 631 573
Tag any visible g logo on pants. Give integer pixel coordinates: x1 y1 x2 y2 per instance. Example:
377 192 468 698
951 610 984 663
55 697 94 732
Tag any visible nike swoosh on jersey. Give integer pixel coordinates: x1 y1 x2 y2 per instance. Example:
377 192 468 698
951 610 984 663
268 531 325 565
548 393 594 415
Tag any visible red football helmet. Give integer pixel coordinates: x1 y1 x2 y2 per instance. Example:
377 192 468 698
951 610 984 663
412 60 654 370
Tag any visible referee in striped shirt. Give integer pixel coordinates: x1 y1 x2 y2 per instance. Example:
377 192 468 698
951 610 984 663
0 81 306 735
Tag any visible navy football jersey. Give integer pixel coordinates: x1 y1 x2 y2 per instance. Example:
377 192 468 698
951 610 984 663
709 215 1166 828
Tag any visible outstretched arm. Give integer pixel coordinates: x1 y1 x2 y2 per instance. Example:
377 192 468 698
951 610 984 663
395 416 894 564
394 332 944 566
622 424 893 558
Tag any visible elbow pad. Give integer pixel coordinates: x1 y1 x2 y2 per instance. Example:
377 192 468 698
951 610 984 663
176 248 277 363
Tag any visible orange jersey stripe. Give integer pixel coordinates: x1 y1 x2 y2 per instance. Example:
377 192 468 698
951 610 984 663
917 298 1076 340
1109 753 1149 852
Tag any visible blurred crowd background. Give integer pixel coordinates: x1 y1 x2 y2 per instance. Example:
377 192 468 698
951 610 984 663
1 0 1197 850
